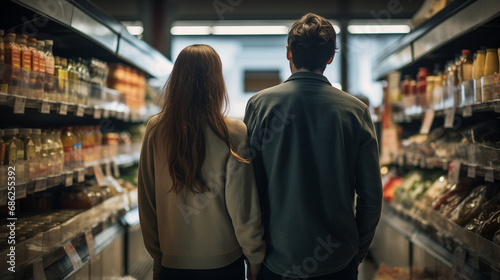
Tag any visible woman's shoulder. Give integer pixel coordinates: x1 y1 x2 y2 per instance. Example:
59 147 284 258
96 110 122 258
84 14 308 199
225 118 248 143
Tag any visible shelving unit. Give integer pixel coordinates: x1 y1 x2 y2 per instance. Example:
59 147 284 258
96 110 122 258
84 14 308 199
372 0 500 278
0 1 169 279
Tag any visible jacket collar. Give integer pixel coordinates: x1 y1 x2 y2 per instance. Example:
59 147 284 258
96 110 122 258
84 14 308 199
284 71 332 86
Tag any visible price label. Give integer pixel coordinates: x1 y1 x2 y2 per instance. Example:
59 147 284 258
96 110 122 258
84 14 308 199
467 165 476 178
65 172 73 187
93 108 102 119
35 178 47 192
444 108 456 128
63 241 83 271
40 101 51 114
450 247 466 280
76 105 85 117
33 258 47 280
448 161 461 184
463 106 473 117
420 109 435 135
14 96 26 114
485 167 495 182
93 165 106 186
102 109 110 119
113 161 120 178
495 102 500 113
17 183 27 199
105 162 112 177
59 103 68 115
85 230 97 263
77 169 85 183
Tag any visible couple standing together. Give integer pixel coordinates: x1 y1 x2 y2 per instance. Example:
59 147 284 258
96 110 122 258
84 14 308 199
138 13 382 280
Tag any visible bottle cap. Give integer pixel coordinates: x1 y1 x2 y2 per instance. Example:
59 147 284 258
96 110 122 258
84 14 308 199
20 34 28 39
28 38 37 42
4 128 18 136
461 49 471 56
37 41 45 47
478 49 485 54
486 48 496 52
32 129 42 135
44 40 53 45
19 128 32 135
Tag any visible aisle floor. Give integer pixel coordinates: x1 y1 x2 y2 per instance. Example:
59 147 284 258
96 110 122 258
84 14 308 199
141 260 378 280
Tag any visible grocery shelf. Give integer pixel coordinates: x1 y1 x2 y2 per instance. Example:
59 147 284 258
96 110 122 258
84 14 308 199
381 203 493 279
399 100 500 122
373 0 500 80
0 191 137 279
9 0 173 80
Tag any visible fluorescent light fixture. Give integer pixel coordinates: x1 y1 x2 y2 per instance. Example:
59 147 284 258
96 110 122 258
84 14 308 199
332 25 341 34
171 26 211 35
212 25 289 35
347 25 410 34
126 26 144 36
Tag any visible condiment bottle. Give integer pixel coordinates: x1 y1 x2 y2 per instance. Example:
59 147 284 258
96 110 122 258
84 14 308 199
36 41 46 100
44 40 55 100
3 129 18 165
16 35 31 96
460 49 473 82
61 127 77 169
0 129 5 165
474 50 486 79
484 48 499 76
3 33 21 95
27 38 40 99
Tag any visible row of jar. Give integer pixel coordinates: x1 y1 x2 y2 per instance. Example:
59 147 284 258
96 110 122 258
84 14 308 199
0 127 133 184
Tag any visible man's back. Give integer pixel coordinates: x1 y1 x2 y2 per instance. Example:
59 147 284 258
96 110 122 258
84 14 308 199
244 71 382 278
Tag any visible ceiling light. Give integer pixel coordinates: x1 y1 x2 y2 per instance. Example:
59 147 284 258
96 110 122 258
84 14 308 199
347 25 410 34
212 25 289 35
170 26 211 35
126 26 144 36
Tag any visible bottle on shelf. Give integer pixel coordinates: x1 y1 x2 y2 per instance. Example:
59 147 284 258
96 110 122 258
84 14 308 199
458 50 474 105
409 79 417 115
36 41 46 100
43 40 55 100
433 71 444 110
39 129 49 177
93 125 103 162
16 34 31 96
417 67 428 111
453 54 462 106
50 130 64 173
61 126 77 169
474 49 486 79
27 38 41 99
460 50 473 82
445 60 456 108
44 129 57 176
73 126 84 167
67 59 79 104
60 58 69 103
401 75 411 115
3 129 18 166
30 129 43 177
483 48 499 102
19 128 36 181
14 128 25 163
77 58 90 105
3 33 21 95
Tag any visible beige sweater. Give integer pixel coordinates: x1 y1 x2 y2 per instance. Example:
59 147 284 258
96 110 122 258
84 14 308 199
138 115 265 275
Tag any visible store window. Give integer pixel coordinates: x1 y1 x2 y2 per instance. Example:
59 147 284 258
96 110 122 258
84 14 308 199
244 70 281 93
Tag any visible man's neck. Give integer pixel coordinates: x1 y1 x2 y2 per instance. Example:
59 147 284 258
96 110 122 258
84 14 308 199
292 68 324 75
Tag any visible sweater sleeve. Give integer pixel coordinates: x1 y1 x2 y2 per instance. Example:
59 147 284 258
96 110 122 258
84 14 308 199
225 123 266 275
137 119 162 273
354 108 383 263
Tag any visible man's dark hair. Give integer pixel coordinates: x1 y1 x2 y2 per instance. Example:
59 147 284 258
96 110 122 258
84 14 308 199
287 13 338 72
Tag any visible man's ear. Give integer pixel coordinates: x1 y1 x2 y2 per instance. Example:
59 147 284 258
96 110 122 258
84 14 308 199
286 45 292 61
327 54 334 65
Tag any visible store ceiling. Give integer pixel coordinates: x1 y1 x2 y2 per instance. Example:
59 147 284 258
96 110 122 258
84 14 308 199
92 0 425 21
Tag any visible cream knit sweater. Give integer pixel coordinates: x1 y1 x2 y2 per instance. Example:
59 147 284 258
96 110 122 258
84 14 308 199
138 115 265 275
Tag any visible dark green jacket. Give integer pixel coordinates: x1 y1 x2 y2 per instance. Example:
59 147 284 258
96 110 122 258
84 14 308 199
244 71 382 278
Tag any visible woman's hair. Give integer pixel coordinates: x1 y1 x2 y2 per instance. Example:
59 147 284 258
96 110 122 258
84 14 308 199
158 44 247 193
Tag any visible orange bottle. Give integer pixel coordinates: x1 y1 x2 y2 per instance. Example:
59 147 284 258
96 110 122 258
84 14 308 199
61 127 77 169
3 33 21 95
16 34 30 96
27 38 40 98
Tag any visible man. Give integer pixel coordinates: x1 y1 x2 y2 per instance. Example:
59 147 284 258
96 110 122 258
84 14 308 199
243 13 382 280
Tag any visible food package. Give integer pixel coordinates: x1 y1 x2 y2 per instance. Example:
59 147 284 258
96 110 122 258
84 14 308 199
477 209 500 240
450 183 498 226
422 175 449 204
465 203 500 233
432 178 475 218
383 176 403 201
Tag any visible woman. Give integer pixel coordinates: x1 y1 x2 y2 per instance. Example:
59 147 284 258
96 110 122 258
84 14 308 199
138 44 265 280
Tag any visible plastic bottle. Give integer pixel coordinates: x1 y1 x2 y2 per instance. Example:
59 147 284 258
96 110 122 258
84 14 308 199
474 50 486 79
61 127 77 169
3 129 18 165
60 58 69 102
16 35 30 96
27 38 40 99
13 128 25 162
417 67 428 110
0 129 5 165
39 130 49 177
19 128 35 160
73 127 84 167
52 129 64 172
67 59 79 104
44 40 55 100
484 48 499 77
36 41 46 100
3 33 21 95
43 130 57 175
31 128 43 177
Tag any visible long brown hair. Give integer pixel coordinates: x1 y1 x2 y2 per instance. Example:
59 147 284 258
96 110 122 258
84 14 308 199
158 44 247 193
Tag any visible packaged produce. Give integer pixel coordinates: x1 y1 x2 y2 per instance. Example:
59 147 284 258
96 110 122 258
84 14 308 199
432 178 475 218
465 203 500 233
477 209 500 240
422 175 449 203
450 183 498 226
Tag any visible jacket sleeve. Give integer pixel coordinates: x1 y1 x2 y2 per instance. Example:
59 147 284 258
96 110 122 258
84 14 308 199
225 124 266 275
355 108 383 263
137 120 162 273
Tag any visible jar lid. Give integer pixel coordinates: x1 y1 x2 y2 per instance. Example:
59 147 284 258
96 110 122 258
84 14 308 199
44 40 53 45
